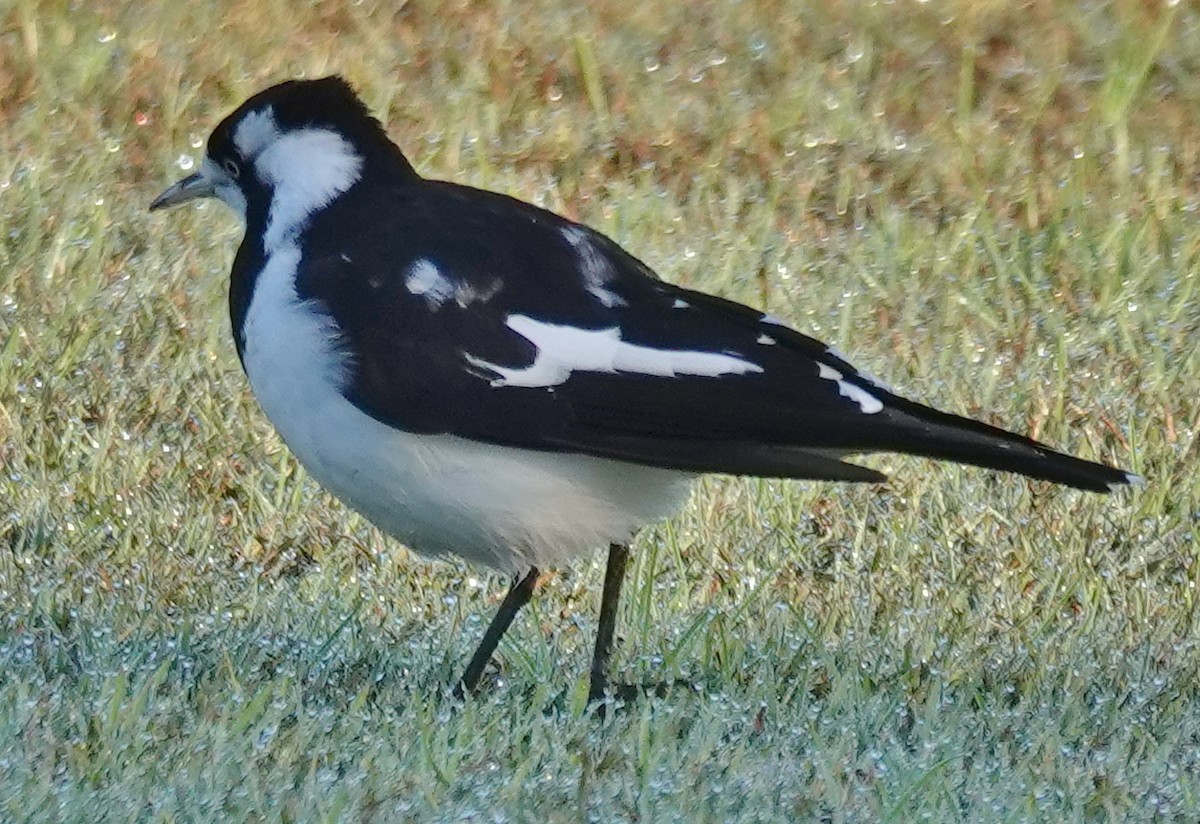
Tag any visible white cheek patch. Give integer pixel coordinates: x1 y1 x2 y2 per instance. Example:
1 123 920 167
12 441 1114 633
561 226 626 308
233 108 280 158
257 128 363 252
466 315 764 388
405 259 456 308
817 363 883 414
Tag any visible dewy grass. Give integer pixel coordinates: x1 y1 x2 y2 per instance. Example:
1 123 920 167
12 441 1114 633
1 1 1197 821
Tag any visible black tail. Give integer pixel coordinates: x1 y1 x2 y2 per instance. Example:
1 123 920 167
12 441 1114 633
871 399 1140 493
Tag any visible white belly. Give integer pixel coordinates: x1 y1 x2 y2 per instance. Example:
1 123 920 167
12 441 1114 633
240 250 693 572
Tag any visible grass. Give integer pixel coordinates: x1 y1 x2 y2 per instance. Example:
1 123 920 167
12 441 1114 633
1 0 1198 820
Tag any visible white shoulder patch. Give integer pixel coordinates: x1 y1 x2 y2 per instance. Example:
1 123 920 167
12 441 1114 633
405 259 456 308
466 315 763 388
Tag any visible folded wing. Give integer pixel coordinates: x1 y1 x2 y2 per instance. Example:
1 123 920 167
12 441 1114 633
294 180 1135 492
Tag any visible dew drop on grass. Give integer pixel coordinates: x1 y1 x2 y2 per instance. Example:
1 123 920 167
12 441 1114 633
177 154 194 171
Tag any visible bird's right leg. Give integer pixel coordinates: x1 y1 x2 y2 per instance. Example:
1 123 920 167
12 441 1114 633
453 567 539 698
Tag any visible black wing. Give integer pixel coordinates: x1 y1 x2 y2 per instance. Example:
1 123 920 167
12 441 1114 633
294 179 1133 492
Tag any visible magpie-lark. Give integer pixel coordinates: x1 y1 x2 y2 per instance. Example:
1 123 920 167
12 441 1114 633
151 77 1140 703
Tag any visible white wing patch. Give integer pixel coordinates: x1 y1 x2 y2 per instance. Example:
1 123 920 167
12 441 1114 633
826 344 893 390
466 315 763 388
561 226 627 308
817 362 883 414
764 313 888 411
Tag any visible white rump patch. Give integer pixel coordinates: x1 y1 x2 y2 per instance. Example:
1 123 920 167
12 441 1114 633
562 226 626 308
233 108 281 158
256 128 363 252
466 315 763 388
405 259 456 308
816 362 883 414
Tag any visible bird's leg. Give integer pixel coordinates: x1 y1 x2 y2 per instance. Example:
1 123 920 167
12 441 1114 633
454 567 539 698
588 542 630 704
587 543 697 715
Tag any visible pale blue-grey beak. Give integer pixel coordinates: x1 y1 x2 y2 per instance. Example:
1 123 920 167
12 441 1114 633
149 171 216 211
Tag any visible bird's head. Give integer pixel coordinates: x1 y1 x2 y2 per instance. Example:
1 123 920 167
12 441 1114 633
150 77 413 241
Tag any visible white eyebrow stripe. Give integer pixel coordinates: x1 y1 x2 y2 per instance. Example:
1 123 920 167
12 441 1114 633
233 108 280 158
465 315 764 388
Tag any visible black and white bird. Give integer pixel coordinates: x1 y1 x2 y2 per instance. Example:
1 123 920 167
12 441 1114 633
151 77 1140 702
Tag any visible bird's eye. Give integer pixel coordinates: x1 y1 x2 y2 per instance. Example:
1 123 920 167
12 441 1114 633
222 158 241 179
